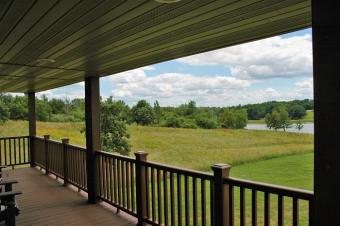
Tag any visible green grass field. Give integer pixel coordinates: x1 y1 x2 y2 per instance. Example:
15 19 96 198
0 120 314 224
0 120 313 186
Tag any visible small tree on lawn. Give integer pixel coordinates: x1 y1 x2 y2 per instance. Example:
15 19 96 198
154 100 161 124
101 99 130 156
265 107 292 131
296 120 304 131
130 100 155 125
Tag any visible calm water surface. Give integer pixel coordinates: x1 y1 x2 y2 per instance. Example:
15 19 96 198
246 123 314 134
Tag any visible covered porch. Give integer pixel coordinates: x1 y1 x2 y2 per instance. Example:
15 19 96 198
7 167 135 226
0 0 339 225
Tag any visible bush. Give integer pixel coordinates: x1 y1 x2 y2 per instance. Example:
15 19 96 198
181 118 197 129
163 116 182 128
288 104 306 119
265 107 291 131
0 101 10 124
130 100 155 125
163 116 197 129
196 117 218 129
220 109 248 129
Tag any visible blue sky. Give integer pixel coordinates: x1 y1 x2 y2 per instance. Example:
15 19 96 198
39 28 313 107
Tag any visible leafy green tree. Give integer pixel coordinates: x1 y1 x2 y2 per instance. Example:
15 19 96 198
130 100 155 125
36 100 52 121
265 107 291 131
154 100 161 124
296 120 304 131
220 109 248 129
0 101 10 124
288 104 306 119
49 98 66 114
101 99 130 155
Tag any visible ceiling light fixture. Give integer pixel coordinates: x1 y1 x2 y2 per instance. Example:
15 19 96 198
36 58 56 64
154 0 181 3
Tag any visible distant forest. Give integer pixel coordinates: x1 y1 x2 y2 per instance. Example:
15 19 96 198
0 94 313 129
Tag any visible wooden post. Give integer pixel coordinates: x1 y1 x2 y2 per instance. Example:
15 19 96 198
212 163 231 226
135 151 148 226
85 76 101 204
27 92 36 167
44 135 50 175
312 1 340 225
62 138 69 186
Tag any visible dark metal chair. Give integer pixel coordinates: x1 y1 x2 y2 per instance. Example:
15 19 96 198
0 166 22 226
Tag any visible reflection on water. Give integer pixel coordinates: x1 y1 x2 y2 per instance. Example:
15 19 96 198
246 123 314 134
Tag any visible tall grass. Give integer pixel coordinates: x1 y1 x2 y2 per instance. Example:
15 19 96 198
0 121 313 172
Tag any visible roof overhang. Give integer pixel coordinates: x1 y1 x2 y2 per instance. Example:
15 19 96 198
0 0 311 93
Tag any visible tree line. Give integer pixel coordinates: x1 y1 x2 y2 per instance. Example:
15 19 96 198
0 94 313 155
0 94 312 128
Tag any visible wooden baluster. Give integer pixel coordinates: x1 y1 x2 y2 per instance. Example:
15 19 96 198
240 187 245 226
252 190 257 226
293 198 299 226
151 167 155 222
163 171 168 226
157 169 162 224
135 151 148 226
177 174 182 226
264 192 270 226
278 195 284 226
170 172 175 226
193 177 197 226
201 179 206 226
185 176 190 226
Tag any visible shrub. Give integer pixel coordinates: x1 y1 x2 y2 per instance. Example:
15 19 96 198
130 100 155 125
196 117 218 129
0 101 10 124
220 109 248 129
164 116 182 128
265 107 291 131
288 104 306 119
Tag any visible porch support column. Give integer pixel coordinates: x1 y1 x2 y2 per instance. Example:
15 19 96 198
313 1 340 225
28 92 36 167
85 76 101 204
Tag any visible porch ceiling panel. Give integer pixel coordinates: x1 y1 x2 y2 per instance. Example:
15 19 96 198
0 0 311 93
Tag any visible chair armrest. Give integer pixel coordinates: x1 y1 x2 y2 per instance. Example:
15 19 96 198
0 180 17 186
0 166 7 169
0 191 21 199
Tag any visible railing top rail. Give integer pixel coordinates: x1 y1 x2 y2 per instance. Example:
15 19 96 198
66 143 86 151
224 177 314 200
34 136 45 141
96 150 136 162
143 160 213 180
0 135 30 140
47 139 64 145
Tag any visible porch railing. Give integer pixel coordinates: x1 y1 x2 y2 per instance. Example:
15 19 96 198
0 136 30 167
0 135 314 226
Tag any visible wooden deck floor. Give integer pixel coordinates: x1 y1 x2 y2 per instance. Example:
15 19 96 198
4 167 136 226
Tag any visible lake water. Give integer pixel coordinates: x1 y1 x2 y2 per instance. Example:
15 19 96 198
246 123 314 134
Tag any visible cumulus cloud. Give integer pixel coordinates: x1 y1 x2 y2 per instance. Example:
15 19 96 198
106 67 251 106
178 34 312 80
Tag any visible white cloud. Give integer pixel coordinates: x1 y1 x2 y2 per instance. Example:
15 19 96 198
106 67 251 106
178 34 312 80
242 79 313 104
37 87 84 100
